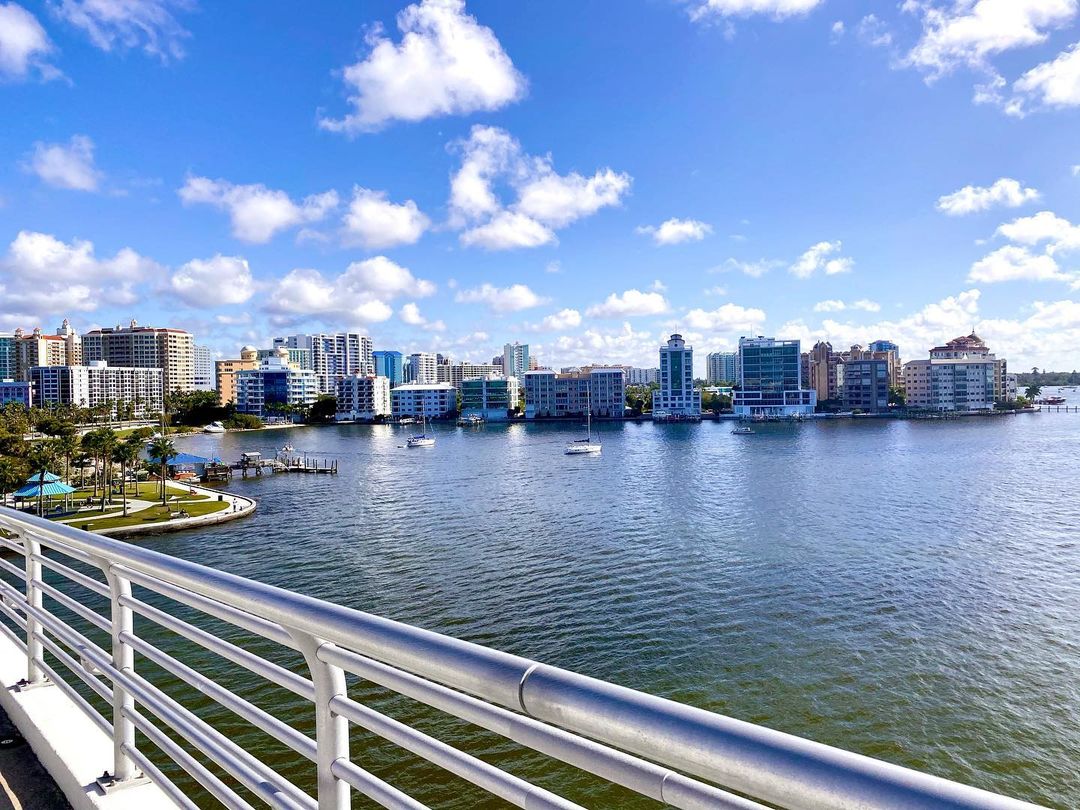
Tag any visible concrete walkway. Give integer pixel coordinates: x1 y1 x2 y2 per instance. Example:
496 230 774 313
0 704 70 810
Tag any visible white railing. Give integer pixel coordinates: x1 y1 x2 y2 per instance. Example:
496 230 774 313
0 508 1044 809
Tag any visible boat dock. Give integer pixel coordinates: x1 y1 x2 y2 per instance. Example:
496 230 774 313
232 451 338 477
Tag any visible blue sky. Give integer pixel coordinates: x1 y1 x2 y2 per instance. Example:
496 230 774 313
2 0 1080 372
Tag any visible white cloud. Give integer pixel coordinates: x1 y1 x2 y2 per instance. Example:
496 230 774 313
399 302 445 332
853 299 882 312
179 176 339 243
449 125 631 250
904 0 1078 80
857 14 892 47
170 255 255 307
544 260 562 274
682 303 766 331
585 289 670 318
831 20 845 39
319 0 525 134
936 177 1040 215
814 298 881 313
704 285 727 296
995 210 1080 252
25 135 102 191
54 0 194 61
790 240 854 278
814 299 847 312
266 257 433 325
636 218 713 245
1010 41 1080 114
711 257 784 277
455 283 548 313
0 230 160 317
544 322 660 368
688 0 824 21
530 308 582 331
341 187 429 249
0 3 56 80
969 244 1074 284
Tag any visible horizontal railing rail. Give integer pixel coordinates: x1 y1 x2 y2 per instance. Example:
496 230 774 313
0 508 1045 809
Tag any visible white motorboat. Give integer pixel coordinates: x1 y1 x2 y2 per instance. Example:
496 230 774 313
406 413 435 448
566 387 601 455
732 426 755 435
203 421 226 434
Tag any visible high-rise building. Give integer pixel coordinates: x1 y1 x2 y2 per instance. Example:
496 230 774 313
502 342 530 379
903 332 1003 411
523 368 626 419
655 334 701 418
258 347 310 370
407 352 438 384
807 341 839 403
437 362 501 388
460 375 520 421
234 352 319 418
390 383 457 418
30 362 163 418
706 352 738 384
13 327 69 380
838 359 890 413
54 319 82 365
0 334 16 381
626 367 659 386
733 336 817 418
335 375 391 421
83 320 195 393
373 350 405 387
215 346 259 405
193 345 215 391
273 333 372 394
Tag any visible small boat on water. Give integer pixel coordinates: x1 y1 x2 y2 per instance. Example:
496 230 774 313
566 388 601 455
1038 396 1067 405
732 426 755 435
457 414 484 427
203 421 226 434
398 416 417 426
280 444 295 453
406 413 435 448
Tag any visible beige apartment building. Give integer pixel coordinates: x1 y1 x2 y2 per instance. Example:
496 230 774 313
82 320 195 394
216 346 259 405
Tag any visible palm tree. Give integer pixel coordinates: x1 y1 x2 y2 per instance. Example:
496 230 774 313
56 431 79 485
26 440 60 517
1025 383 1042 402
112 437 142 517
147 434 176 506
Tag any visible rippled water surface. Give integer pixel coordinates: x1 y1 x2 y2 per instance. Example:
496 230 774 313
29 407 1080 807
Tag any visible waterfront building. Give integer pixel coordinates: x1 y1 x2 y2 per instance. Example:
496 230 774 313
838 359 890 413
807 341 839 403
868 340 902 388
390 383 457 419
1004 373 1018 401
460 375 520 421
335 375 391 421
30 362 163 418
502 342 530 379
0 334 16 380
234 351 319 419
83 320 195 393
626 367 659 386
524 368 626 419
437 362 501 389
407 352 438 384
13 327 68 381
706 352 738 385
215 346 259 405
903 332 1003 412
733 336 817 418
0 380 32 407
193 345 215 392
655 334 701 418
273 332 373 394
373 350 405 387
258 347 310 370
54 319 83 366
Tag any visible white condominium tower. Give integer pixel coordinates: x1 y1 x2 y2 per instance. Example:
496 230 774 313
407 352 439 384
502 342 530 379
655 334 702 417
273 332 373 395
706 351 738 385
82 320 195 393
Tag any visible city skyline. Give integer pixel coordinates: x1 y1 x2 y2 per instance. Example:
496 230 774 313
3 1 1080 372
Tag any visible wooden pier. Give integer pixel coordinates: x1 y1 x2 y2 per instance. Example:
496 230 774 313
232 452 338 478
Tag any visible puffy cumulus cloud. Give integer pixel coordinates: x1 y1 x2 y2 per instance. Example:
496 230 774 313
170 255 255 306
0 2 57 80
319 0 525 134
789 240 854 278
525 308 582 332
454 283 549 313
341 187 429 249
53 0 194 62
24 135 102 191
712 257 784 277
903 0 1077 80
0 230 160 317
265 256 434 325
813 299 881 313
688 0 823 22
635 218 713 246
585 289 670 318
973 210 1080 287
448 125 631 250
968 245 1077 285
995 210 1080 251
399 302 445 332
179 176 339 244
543 322 660 368
936 177 1039 215
682 303 766 332
1009 42 1080 115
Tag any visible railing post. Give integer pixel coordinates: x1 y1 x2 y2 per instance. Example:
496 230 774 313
104 566 139 785
291 632 349 810
23 533 46 685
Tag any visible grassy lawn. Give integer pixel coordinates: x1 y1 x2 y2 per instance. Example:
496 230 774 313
71 483 209 502
71 499 231 532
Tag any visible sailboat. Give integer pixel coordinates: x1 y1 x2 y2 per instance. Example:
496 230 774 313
406 410 435 448
565 386 602 455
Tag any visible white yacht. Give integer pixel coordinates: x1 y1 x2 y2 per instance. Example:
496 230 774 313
566 388 601 455
732 425 755 435
406 413 435 448
203 421 226 434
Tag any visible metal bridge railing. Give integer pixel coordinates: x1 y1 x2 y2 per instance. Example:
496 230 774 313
0 508 1043 810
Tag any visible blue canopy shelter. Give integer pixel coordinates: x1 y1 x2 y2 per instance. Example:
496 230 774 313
13 480 77 515
24 471 62 484
147 452 219 479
